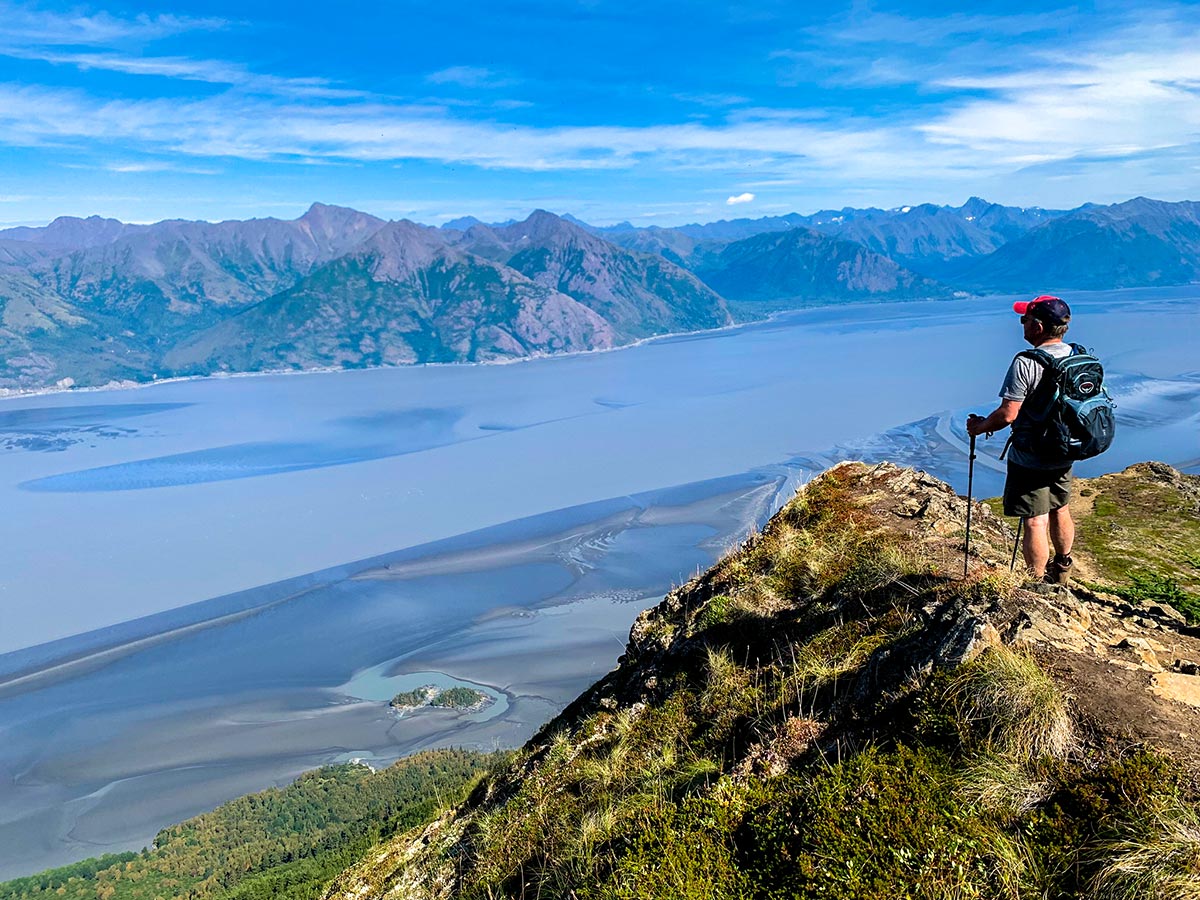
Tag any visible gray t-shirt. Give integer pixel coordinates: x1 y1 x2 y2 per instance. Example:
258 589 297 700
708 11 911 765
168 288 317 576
1000 340 1074 469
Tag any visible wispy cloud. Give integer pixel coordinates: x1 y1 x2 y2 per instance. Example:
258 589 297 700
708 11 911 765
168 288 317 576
0 82 918 177
0 1 352 98
919 28 1200 163
2 1 1200 216
103 161 220 175
776 5 1085 90
6 47 364 97
426 66 518 89
673 92 751 108
816 7 1066 47
0 1 227 47
0 54 1193 192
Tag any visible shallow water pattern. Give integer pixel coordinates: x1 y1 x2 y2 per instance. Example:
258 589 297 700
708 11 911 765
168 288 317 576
0 289 1196 878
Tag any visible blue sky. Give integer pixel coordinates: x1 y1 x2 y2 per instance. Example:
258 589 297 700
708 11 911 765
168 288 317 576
1 0 1199 226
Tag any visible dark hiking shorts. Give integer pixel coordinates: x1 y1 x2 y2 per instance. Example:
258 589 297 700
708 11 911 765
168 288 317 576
1003 462 1073 518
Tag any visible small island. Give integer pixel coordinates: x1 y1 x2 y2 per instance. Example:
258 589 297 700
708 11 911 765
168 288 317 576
389 684 493 713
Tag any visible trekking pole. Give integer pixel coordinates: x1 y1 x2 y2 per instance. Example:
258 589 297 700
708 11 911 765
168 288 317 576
964 431 977 577
1009 518 1024 572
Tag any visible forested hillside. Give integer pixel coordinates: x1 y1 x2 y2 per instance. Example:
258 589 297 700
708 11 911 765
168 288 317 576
0 750 493 900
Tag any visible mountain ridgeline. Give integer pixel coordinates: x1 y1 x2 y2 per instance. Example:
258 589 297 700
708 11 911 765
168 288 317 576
2 196 1199 391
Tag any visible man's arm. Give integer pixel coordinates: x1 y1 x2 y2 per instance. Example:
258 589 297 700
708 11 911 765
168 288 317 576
967 399 1022 436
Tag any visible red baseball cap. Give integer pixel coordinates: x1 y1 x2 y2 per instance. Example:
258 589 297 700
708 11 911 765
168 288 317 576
1013 295 1071 325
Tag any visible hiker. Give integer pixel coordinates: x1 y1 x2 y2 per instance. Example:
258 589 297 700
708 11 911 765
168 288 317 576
967 296 1077 585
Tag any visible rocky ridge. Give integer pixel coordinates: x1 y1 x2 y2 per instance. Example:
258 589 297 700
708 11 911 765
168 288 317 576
322 461 1200 900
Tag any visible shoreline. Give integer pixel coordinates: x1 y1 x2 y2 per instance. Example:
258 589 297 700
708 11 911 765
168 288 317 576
4 284 1196 405
0 310 772 404
0 292 969 404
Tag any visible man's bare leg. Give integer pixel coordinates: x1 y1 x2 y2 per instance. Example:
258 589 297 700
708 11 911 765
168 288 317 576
1022 513 1051 577
1049 504 1075 559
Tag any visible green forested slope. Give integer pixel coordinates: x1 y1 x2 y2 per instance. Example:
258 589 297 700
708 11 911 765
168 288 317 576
0 750 493 900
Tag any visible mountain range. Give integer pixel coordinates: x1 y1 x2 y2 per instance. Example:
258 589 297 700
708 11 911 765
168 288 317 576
1 196 1197 392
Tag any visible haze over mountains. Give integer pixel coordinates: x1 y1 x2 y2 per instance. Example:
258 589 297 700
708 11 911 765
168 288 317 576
1 196 1197 392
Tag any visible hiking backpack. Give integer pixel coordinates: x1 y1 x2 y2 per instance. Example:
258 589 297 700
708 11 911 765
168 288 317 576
1003 343 1116 464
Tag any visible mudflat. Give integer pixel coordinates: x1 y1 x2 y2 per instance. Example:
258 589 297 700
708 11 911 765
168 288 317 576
1 288 1197 878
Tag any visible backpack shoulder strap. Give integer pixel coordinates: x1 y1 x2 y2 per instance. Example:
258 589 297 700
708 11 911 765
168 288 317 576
1016 348 1054 369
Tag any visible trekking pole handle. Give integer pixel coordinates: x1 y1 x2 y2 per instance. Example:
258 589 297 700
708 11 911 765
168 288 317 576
966 413 989 437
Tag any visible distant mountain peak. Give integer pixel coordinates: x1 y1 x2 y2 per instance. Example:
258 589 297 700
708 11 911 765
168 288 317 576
959 197 994 217
525 208 566 227
353 219 455 281
0 214 139 249
441 216 486 231
500 210 590 246
294 202 385 251
299 202 380 227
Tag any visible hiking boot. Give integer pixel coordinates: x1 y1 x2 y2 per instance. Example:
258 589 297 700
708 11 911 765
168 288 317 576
1046 554 1073 587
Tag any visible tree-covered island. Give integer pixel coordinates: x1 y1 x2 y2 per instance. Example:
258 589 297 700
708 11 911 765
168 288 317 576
389 684 492 712
388 686 437 709
429 686 489 709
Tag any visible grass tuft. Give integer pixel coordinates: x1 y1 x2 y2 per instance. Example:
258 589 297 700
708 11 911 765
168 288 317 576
1090 803 1200 900
957 753 1051 821
790 623 890 685
945 645 1073 760
1109 570 1200 625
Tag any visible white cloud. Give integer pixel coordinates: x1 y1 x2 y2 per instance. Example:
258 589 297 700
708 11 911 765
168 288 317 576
0 73 1187 197
426 66 517 89
0 1 227 48
0 3 1199 211
726 192 755 205
919 40 1200 162
104 161 219 175
815 8 1066 47
4 47 363 97
672 92 750 108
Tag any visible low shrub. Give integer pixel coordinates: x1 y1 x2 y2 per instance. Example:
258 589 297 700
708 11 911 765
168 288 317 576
586 798 749 900
739 744 1023 900
1110 570 1200 625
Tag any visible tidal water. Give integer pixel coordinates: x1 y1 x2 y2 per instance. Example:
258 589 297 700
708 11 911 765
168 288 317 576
0 288 1196 877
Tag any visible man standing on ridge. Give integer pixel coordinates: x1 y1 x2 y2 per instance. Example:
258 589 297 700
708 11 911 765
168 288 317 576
967 296 1076 585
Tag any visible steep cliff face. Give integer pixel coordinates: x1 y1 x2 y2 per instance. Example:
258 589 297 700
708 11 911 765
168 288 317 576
324 461 1200 900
